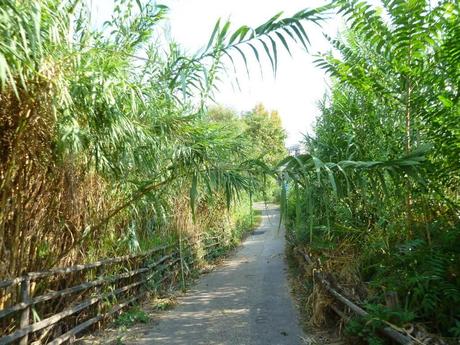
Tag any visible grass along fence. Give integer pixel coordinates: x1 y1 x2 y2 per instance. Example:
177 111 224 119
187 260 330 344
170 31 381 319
0 235 223 345
285 232 415 344
286 232 451 345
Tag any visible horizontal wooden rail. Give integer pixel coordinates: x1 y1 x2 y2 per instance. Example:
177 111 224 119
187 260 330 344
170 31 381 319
203 241 221 250
0 244 173 289
0 277 25 290
0 254 175 320
46 295 140 345
0 279 145 345
0 236 225 344
155 259 182 286
0 246 176 344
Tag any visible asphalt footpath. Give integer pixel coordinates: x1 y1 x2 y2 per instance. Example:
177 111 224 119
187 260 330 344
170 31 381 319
129 203 305 345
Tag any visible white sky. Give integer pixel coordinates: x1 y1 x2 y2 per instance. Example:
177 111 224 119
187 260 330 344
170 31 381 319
91 0 341 146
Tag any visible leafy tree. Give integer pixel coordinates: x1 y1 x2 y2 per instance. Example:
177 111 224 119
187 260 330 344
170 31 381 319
207 105 240 124
243 103 287 166
242 104 287 200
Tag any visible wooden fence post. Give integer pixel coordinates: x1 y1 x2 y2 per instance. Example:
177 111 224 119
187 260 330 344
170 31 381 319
179 231 186 292
95 266 103 330
140 255 149 299
19 274 30 345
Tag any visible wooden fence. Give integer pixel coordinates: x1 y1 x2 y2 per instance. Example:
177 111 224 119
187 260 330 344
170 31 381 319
0 236 222 345
286 232 413 344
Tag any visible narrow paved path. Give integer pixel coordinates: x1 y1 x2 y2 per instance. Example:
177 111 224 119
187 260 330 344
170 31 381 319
131 204 304 345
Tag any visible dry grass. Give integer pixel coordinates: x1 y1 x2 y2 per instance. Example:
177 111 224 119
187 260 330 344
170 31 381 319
0 101 124 282
0 86 108 277
314 240 366 303
286 244 346 345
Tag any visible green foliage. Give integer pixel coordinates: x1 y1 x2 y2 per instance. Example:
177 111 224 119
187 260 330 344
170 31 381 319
243 104 288 167
206 104 288 201
115 307 149 327
0 0 324 274
318 0 460 186
242 104 287 200
282 0 460 339
346 304 414 345
364 234 460 330
450 320 460 338
232 207 262 243
202 6 327 78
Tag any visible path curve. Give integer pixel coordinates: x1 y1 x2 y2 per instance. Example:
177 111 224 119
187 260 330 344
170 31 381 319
130 203 304 345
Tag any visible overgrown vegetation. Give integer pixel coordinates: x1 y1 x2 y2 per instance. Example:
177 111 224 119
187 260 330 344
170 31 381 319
2 0 459 343
282 0 460 342
0 0 301 339
208 103 287 201
0 0 315 278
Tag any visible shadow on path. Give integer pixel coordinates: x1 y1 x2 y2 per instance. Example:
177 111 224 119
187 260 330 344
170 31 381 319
127 203 304 345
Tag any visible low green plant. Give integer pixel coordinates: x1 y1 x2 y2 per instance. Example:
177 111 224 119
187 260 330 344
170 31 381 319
345 305 414 345
114 307 149 327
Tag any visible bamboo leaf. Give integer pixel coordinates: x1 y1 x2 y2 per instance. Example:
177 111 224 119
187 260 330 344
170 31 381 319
275 31 292 57
260 39 275 73
206 18 221 52
269 36 278 74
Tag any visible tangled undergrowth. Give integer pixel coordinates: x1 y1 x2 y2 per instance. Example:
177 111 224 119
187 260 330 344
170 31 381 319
280 0 460 343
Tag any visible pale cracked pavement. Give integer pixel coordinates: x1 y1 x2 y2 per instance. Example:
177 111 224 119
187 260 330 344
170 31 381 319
130 203 304 345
